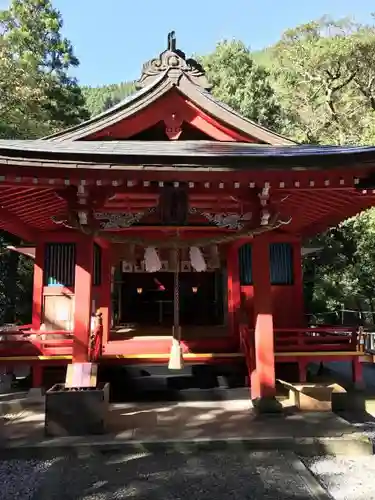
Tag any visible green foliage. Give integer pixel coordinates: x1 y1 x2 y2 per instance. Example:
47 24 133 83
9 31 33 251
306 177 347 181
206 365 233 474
0 231 33 324
0 37 51 138
271 16 375 144
82 81 136 117
0 0 88 322
199 40 286 132
0 0 88 136
266 16 375 321
305 210 375 324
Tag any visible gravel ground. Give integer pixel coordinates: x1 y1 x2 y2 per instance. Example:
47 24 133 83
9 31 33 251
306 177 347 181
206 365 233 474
0 450 330 500
305 456 375 500
301 414 375 500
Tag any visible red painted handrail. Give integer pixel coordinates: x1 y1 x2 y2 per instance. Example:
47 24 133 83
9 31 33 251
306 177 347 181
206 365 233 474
244 326 359 353
0 329 73 356
278 327 356 353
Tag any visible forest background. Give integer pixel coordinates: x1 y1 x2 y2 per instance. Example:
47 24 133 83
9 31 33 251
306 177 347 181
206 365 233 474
1 0 375 326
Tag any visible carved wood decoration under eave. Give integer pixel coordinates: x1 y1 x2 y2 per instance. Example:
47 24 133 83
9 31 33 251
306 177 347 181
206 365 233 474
136 31 212 91
48 182 293 240
163 112 183 140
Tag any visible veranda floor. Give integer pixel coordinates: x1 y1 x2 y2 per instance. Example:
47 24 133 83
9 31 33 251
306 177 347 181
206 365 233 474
109 325 229 342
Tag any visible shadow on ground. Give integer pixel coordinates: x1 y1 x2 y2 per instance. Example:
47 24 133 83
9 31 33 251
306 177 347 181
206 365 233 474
0 449 329 500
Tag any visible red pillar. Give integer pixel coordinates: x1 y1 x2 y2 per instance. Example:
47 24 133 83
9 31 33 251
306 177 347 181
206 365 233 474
32 365 43 388
99 244 111 346
32 243 44 330
251 236 279 411
227 242 241 338
73 237 94 363
292 240 305 327
352 358 363 388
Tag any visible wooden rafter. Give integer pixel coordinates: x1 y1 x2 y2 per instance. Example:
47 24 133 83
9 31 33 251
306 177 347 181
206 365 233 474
0 205 37 242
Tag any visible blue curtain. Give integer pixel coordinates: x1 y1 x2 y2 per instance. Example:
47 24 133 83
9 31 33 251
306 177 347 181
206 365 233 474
238 243 294 285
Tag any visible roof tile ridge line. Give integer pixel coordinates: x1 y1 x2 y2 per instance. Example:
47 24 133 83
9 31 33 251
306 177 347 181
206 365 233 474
43 73 171 142
207 90 297 145
2 140 375 154
178 79 296 145
200 84 297 145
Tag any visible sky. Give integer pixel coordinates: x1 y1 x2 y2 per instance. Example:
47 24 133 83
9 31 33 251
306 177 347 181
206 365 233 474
2 0 375 86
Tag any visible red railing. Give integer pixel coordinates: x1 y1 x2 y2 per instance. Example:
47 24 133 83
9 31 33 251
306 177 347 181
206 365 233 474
0 327 73 357
240 326 360 355
273 327 359 353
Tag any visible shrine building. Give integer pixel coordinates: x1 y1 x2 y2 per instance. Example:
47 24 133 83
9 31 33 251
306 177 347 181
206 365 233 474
1 33 375 409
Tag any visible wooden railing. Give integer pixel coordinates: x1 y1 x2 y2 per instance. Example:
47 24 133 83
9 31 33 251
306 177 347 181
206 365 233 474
239 325 361 356
0 327 73 357
273 327 359 352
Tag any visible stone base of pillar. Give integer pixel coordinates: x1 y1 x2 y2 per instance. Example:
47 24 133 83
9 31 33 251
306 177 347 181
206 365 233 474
27 387 45 404
353 380 366 390
0 374 12 394
252 396 282 414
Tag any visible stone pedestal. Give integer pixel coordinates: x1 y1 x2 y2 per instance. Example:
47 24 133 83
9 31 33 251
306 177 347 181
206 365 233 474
45 383 110 436
252 396 282 414
27 387 45 404
0 374 12 394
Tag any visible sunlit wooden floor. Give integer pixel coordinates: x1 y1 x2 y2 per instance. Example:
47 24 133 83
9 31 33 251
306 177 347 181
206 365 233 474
109 324 229 341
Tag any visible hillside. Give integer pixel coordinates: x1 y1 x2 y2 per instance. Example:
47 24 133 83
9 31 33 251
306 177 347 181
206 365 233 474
82 81 136 117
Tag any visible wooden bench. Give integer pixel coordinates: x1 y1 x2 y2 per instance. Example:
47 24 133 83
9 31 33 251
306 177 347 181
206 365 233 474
278 379 347 412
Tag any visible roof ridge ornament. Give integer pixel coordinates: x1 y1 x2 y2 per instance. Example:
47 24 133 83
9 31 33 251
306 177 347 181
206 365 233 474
136 31 212 91
167 31 177 52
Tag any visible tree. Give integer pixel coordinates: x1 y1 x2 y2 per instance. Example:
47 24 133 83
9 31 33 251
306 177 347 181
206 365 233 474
0 230 33 325
82 81 136 117
271 17 375 144
199 40 287 132
267 17 375 322
304 209 375 325
0 38 51 138
0 1 89 323
0 0 89 134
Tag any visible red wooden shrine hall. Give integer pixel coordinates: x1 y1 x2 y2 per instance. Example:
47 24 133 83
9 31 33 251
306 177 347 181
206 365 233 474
0 33 374 406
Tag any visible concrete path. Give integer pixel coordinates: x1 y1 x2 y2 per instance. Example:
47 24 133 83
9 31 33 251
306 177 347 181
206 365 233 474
0 396 371 457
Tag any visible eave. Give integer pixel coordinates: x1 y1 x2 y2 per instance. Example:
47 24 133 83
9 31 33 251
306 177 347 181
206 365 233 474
1 140 375 241
0 140 375 170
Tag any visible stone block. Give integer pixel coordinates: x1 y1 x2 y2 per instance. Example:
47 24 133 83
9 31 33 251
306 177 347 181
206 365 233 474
27 387 45 404
280 380 347 412
0 374 12 394
295 388 332 412
45 383 110 436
